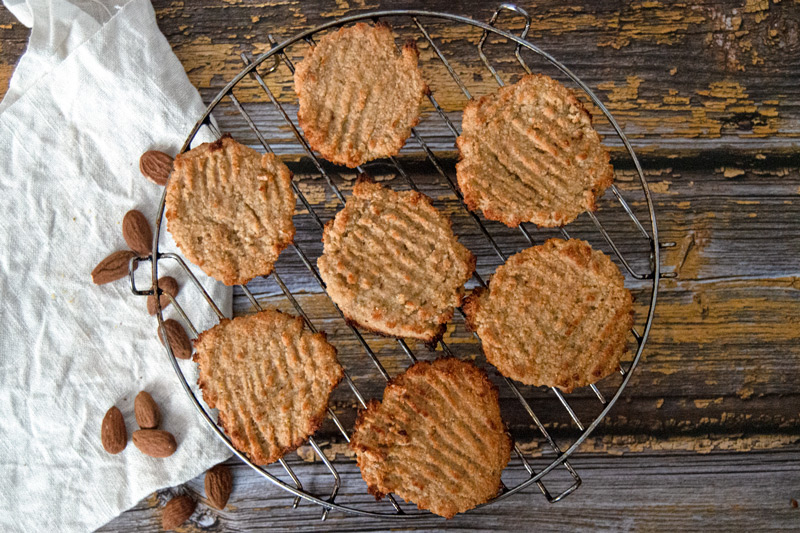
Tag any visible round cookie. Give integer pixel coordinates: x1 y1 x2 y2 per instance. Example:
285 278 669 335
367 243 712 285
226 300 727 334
463 238 633 392
194 310 343 465
294 23 427 168
351 358 511 519
165 135 296 286
456 74 614 228
166 135 295 285
317 178 475 342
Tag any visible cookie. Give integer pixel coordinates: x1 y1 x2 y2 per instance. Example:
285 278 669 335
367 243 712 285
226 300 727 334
165 135 296 286
318 178 475 342
463 238 633 392
294 23 427 168
194 310 343 465
351 358 511 518
456 74 614 227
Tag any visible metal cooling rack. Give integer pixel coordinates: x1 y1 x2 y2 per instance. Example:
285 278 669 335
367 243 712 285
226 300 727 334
129 4 673 520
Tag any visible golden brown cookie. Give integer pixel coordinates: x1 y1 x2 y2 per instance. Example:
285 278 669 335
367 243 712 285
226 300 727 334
194 310 343 465
456 74 614 227
294 23 427 168
351 358 511 518
463 238 633 392
165 135 296 286
318 178 475 342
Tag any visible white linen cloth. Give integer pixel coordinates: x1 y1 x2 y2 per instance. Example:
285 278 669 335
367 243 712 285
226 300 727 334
0 0 233 531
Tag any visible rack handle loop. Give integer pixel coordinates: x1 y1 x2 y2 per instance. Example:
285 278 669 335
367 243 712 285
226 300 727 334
128 255 154 296
479 3 533 82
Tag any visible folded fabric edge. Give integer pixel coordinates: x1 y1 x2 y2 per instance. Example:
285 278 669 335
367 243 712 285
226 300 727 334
0 0 135 114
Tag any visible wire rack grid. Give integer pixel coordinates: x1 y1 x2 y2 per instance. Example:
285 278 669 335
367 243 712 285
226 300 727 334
129 3 669 520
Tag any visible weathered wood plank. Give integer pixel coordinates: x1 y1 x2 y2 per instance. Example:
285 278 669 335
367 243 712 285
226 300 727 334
99 450 800 531
224 283 800 442
248 158 800 288
2 1 799 152
157 0 800 154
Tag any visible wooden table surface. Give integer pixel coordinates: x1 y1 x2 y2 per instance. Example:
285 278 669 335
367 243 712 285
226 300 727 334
3 0 799 531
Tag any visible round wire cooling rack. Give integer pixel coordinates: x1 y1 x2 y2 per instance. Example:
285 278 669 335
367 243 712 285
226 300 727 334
129 3 674 520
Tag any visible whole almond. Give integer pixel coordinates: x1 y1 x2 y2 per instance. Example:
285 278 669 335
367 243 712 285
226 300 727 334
122 210 153 256
91 250 137 285
132 429 177 458
158 319 193 360
134 391 161 429
101 406 127 454
205 463 233 510
147 276 179 315
140 150 173 186
162 494 196 530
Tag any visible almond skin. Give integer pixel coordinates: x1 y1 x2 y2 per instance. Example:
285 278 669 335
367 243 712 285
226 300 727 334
147 276 179 315
122 209 153 256
157 319 192 360
205 463 233 510
134 391 161 429
91 250 137 285
162 494 196 530
140 150 173 186
101 406 127 454
132 429 177 458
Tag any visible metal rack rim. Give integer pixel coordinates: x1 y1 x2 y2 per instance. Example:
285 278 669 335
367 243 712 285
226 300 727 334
141 6 661 519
